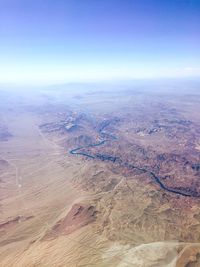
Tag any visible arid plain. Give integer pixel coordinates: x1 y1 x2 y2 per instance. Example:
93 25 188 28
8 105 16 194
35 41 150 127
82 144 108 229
1 81 200 267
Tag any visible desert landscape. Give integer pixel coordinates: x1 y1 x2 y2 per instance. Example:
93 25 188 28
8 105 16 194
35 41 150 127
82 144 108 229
0 81 200 266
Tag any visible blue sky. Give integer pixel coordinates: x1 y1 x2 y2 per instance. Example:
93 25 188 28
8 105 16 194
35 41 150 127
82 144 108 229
0 0 200 84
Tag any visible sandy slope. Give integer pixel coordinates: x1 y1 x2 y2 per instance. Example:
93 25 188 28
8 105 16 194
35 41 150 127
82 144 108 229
1 87 200 267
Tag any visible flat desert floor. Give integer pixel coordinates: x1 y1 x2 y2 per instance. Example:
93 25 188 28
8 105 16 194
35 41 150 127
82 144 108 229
0 82 200 266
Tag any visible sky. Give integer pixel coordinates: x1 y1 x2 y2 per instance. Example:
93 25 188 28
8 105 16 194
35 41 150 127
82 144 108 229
0 0 200 85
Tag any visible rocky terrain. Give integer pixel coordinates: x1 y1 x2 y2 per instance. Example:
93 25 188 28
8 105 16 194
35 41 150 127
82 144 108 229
1 82 200 266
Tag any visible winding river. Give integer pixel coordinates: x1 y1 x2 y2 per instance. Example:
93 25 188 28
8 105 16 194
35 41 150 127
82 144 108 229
70 120 198 198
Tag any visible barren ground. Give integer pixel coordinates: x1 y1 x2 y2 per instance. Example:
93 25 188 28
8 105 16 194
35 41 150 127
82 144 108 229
1 82 200 266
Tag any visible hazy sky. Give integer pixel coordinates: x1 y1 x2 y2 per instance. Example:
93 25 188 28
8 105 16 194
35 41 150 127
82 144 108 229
0 0 200 84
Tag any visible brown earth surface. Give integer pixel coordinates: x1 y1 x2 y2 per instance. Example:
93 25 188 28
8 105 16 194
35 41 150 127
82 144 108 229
0 83 200 266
